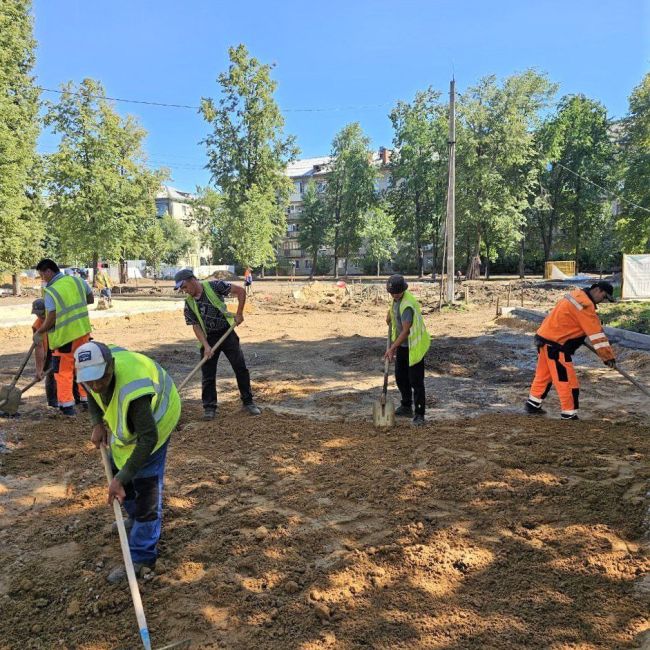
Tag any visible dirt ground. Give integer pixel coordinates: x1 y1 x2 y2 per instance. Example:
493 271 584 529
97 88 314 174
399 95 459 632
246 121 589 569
1 292 649 649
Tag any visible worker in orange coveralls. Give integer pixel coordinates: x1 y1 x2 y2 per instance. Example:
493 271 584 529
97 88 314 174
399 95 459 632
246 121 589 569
525 281 616 420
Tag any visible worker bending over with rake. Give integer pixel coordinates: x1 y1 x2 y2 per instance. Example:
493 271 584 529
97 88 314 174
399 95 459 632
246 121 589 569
175 268 261 420
525 281 616 420
385 274 431 426
74 341 181 583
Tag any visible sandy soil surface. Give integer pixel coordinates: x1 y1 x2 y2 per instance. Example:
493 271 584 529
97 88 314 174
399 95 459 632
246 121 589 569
0 294 649 649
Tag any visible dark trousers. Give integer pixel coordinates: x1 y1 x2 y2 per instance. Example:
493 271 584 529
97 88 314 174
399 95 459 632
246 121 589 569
395 346 425 416
201 330 253 409
43 350 58 408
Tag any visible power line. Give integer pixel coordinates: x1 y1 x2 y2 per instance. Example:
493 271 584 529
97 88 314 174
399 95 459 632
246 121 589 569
554 161 650 215
38 86 388 113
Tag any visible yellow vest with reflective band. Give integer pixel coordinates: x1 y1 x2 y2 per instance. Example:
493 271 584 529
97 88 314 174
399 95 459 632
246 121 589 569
87 347 181 470
44 275 91 349
185 281 235 338
390 290 431 366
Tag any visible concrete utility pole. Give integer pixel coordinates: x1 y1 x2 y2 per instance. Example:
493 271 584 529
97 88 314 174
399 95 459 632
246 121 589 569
445 78 456 304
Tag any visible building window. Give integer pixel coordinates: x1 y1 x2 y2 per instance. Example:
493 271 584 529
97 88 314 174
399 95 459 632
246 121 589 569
295 260 300 269
156 202 168 217
305 259 311 269
299 181 305 194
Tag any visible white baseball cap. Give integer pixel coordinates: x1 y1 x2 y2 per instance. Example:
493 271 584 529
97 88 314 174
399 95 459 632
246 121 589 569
74 342 113 382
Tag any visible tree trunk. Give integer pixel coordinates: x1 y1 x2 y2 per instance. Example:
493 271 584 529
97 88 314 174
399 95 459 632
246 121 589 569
311 250 317 280
417 244 424 278
518 236 525 279
376 260 380 277
119 257 128 284
260 265 265 279
333 225 339 279
344 256 349 276
465 231 482 280
11 273 20 297
92 252 99 283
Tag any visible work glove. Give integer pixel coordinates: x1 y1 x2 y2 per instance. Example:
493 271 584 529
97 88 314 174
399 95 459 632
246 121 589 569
604 358 616 369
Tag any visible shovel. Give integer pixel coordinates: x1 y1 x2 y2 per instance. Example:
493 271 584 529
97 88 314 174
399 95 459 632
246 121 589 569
177 323 236 393
0 369 53 415
584 340 650 398
99 446 190 650
0 342 37 414
373 324 395 428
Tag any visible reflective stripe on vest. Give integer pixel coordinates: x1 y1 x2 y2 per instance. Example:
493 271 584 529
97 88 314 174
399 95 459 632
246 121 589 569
564 293 584 311
185 281 235 336
44 275 91 349
88 349 181 469
390 290 431 366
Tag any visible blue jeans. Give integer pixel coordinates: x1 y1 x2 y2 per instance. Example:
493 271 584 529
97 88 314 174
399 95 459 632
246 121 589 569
100 288 112 300
111 440 169 565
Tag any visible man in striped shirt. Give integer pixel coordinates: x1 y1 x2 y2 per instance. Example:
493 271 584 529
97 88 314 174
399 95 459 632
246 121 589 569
525 281 616 420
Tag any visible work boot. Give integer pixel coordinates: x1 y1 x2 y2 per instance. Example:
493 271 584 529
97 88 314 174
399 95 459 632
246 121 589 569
79 401 88 413
561 413 579 421
395 405 413 418
525 401 546 415
60 406 76 417
412 414 425 426
107 561 154 585
203 408 216 421
244 403 261 416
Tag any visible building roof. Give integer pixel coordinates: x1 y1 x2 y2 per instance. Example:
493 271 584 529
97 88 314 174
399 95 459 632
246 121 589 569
156 185 194 201
285 157 332 179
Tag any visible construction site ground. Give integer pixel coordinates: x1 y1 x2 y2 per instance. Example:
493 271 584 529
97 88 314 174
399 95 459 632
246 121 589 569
1 281 649 649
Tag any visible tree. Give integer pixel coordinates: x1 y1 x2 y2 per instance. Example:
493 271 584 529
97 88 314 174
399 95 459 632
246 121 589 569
0 0 41 294
362 206 397 276
388 88 448 277
457 71 557 278
618 73 650 251
142 217 168 279
325 123 376 276
160 214 195 265
298 181 331 279
44 79 162 275
200 44 298 268
534 96 616 269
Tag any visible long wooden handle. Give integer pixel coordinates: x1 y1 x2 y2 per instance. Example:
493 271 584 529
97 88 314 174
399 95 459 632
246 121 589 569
584 340 650 398
100 447 152 650
177 324 235 393
19 369 53 396
9 342 37 389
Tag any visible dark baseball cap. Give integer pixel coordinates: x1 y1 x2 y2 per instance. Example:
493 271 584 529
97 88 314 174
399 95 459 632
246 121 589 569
31 298 46 315
590 281 616 302
174 268 195 290
386 274 408 294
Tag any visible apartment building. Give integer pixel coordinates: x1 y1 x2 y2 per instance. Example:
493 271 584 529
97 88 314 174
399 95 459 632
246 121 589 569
155 185 212 267
281 148 391 275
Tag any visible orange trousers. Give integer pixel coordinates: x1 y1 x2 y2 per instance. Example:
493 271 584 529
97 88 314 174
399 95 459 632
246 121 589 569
528 344 580 415
52 334 90 407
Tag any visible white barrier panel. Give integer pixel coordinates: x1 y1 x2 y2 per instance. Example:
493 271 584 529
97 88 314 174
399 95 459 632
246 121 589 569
622 254 650 300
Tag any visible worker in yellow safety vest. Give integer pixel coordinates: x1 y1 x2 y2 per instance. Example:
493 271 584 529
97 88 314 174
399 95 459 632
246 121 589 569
33 258 94 416
384 274 431 426
74 341 181 583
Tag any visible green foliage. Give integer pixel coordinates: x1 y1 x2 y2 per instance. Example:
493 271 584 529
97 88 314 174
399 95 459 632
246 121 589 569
298 181 331 278
388 88 448 276
44 78 163 267
200 44 299 267
0 0 41 277
159 214 195 265
618 73 650 251
392 243 418 275
361 205 397 275
599 302 650 335
325 122 377 275
456 70 558 278
142 217 168 277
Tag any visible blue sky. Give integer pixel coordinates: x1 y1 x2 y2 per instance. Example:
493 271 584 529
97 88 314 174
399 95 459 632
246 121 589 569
33 0 649 191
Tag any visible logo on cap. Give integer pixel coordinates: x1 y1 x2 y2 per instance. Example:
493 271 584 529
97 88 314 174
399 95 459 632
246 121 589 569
78 350 92 363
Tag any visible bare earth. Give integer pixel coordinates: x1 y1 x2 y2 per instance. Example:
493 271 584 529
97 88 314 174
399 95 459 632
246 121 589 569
0 289 649 650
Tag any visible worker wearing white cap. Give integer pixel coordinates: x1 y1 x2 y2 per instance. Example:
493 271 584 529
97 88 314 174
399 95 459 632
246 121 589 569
74 341 181 583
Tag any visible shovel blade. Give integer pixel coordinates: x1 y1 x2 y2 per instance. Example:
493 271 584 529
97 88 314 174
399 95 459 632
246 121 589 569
0 385 22 415
155 641 191 650
373 398 395 428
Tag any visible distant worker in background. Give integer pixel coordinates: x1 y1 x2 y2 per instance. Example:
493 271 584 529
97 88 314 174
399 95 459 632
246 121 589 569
244 267 253 296
33 258 94 416
525 281 616 420
31 299 58 410
174 269 261 420
95 267 113 307
384 274 431 426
